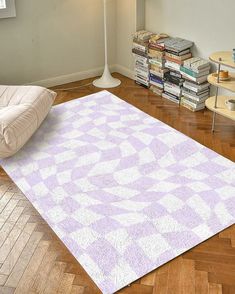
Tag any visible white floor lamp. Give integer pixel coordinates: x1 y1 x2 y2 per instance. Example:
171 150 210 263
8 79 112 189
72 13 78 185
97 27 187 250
93 0 121 88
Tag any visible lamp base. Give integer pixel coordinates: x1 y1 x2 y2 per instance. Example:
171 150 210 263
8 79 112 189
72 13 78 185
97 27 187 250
93 66 121 89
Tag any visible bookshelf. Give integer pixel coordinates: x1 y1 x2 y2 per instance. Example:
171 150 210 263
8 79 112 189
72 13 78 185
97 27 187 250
206 51 235 131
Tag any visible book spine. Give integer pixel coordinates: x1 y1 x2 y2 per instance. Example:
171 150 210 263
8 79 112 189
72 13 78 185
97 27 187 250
132 49 148 58
133 42 148 53
165 56 183 65
181 72 208 84
165 62 181 72
165 75 184 86
135 81 149 88
180 66 198 78
150 80 164 89
162 92 180 104
182 91 207 102
150 74 164 84
164 84 181 96
183 87 209 96
150 70 164 79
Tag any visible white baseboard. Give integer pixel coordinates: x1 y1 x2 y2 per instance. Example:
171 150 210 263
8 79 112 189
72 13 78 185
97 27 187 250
28 64 134 88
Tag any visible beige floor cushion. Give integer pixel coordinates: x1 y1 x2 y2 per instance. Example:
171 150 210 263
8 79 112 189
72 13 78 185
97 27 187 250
0 85 56 158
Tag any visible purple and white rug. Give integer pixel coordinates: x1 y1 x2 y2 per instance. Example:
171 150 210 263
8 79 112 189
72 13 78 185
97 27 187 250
1 91 235 293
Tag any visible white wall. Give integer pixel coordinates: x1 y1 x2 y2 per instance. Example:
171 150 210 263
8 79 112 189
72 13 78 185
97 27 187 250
116 0 145 78
116 0 136 78
0 0 116 85
145 0 235 60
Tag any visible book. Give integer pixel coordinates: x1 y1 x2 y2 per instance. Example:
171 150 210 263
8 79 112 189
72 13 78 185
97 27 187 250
165 56 183 65
182 90 209 102
166 48 191 56
135 81 149 88
135 72 149 81
148 49 165 59
180 66 210 78
149 33 170 44
169 70 182 79
133 42 148 53
165 52 192 61
182 87 209 97
181 99 205 111
149 58 165 67
149 34 170 51
181 97 205 109
150 69 165 79
135 75 149 84
164 82 181 96
150 85 163 96
183 57 210 71
150 65 168 73
149 43 165 51
181 72 208 84
164 38 194 53
150 73 163 82
165 72 184 86
162 92 180 104
132 48 149 58
133 30 153 42
135 61 149 69
135 69 149 78
135 64 149 72
165 61 181 72
150 80 164 89
183 80 210 92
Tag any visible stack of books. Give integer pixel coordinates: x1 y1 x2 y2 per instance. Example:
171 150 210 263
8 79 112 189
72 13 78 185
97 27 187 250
163 38 194 104
132 31 153 88
180 57 211 111
148 34 170 96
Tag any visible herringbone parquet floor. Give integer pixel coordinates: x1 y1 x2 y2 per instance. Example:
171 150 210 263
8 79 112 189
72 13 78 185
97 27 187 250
0 73 235 294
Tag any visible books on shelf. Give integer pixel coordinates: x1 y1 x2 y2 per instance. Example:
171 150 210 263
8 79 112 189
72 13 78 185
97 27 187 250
132 31 211 111
148 33 169 95
180 58 211 111
132 30 153 88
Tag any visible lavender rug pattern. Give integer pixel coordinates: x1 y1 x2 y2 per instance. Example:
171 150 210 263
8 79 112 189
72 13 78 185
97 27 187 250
1 91 235 294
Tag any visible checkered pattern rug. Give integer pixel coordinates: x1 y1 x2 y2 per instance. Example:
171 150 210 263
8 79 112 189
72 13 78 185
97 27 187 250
1 91 235 294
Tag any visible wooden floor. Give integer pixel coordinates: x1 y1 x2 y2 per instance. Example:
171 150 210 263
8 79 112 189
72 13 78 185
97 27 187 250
0 73 235 294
